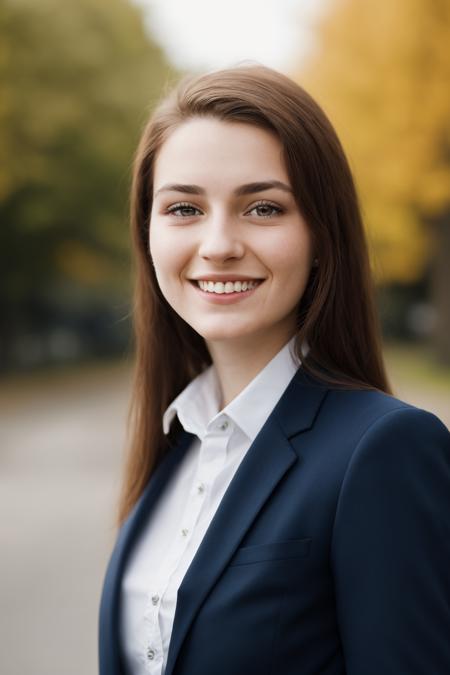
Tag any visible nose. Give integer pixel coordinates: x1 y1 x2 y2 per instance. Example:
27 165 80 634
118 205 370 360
197 215 245 262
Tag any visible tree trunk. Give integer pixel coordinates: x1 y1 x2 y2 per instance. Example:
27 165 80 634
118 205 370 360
429 208 450 364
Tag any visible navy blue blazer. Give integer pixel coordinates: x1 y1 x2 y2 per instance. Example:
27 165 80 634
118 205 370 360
99 367 450 675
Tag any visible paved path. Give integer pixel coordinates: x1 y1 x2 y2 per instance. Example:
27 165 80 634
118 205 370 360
0 360 448 675
0 363 130 675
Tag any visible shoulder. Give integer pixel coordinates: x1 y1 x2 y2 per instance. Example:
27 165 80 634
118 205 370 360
329 390 450 566
321 385 449 449
301 384 450 494
339 402 450 494
328 392 450 530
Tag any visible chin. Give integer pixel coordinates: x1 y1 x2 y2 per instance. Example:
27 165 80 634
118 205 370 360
194 322 262 342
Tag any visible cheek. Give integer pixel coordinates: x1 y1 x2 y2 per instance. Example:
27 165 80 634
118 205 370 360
263 234 313 311
149 223 185 280
264 232 312 280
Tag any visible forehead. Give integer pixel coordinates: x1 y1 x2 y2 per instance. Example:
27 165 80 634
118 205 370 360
153 117 289 188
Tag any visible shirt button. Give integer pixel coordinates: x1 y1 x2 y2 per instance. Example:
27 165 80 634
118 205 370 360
197 482 205 494
181 528 189 537
151 594 159 605
147 647 155 660
219 420 229 430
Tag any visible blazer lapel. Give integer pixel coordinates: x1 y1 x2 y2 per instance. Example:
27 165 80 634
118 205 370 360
165 367 328 675
99 428 195 675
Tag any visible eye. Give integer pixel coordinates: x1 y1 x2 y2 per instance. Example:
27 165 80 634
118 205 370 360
246 200 284 219
165 202 202 217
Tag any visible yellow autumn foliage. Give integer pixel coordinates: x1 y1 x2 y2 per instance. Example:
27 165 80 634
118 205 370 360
295 0 450 283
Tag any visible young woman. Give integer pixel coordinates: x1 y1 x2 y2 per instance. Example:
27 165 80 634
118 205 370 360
99 64 450 675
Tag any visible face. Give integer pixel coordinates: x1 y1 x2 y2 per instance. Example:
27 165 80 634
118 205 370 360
149 117 314 351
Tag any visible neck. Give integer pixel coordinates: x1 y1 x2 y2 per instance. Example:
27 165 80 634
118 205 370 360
207 329 296 408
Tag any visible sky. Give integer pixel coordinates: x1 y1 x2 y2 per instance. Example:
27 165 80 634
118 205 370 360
132 0 329 74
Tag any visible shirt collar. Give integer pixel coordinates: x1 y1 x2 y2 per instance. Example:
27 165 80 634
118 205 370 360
223 335 302 440
162 364 223 440
162 335 302 443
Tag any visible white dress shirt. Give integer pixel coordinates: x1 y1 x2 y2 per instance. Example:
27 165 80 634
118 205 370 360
120 335 301 675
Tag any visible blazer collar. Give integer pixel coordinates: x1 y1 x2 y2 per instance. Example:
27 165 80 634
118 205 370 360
274 365 329 439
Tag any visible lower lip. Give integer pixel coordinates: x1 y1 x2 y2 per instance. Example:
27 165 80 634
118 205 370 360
190 281 264 304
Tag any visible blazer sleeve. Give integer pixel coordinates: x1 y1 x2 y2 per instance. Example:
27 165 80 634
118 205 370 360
331 406 450 675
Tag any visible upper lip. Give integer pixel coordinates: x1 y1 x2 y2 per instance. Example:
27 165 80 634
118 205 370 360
190 274 265 282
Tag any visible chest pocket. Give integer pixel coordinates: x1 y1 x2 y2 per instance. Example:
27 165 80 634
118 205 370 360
228 537 311 566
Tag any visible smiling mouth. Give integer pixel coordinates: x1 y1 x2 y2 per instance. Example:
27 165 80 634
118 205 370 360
190 279 264 294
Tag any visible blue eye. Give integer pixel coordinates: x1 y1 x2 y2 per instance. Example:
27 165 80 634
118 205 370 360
248 201 283 218
166 202 201 217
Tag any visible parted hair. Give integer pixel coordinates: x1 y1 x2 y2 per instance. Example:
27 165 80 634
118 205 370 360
118 63 392 525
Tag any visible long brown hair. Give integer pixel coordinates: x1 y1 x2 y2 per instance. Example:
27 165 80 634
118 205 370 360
118 63 392 525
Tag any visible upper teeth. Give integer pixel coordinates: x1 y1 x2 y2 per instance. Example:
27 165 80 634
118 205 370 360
197 280 260 294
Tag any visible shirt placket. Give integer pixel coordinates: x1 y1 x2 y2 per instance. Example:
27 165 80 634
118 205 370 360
142 595 163 673
143 418 231 674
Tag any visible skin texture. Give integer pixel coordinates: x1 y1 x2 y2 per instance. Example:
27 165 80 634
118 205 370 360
149 117 314 406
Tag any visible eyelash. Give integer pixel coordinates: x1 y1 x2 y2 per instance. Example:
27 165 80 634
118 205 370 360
165 200 284 219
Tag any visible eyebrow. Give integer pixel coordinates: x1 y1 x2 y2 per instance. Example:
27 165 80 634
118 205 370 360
154 180 293 198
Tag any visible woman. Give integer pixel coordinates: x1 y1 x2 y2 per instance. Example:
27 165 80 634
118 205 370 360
99 64 450 675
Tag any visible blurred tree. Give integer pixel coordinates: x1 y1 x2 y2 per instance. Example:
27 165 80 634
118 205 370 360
0 0 180 368
296 0 450 361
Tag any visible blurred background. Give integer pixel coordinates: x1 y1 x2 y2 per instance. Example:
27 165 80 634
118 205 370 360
1 0 449 673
